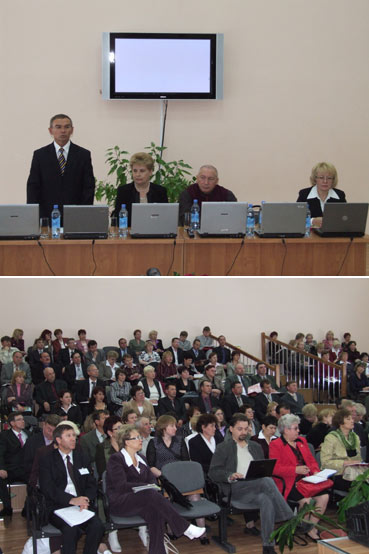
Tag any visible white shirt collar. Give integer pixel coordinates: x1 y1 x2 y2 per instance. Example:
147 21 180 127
53 140 71 159
258 430 277 440
307 185 340 214
121 448 147 468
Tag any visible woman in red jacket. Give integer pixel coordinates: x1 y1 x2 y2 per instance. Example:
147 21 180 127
269 414 330 542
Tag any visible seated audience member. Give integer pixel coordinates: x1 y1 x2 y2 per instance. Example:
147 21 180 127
212 407 228 439
79 409 109 463
122 409 138 425
194 379 220 413
106 424 205 554
167 337 184 367
212 335 231 365
226 350 245 377
57 338 84 368
27 338 48 368
323 330 336 351
296 162 346 227
306 408 335 450
280 380 305 414
112 151 168 226
337 350 354 378
270 414 329 541
181 406 202 438
75 329 89 354
64 351 88 389
251 415 278 458
138 365 164 409
341 332 352 350
53 390 83 426
110 368 131 417
11 328 25 354
128 329 146 356
207 351 226 382
360 352 369 373
195 326 214 351
122 353 142 384
176 365 197 397
158 383 185 425
1 351 31 386
347 341 361 364
222 381 249 422
35 367 67 416
178 331 191 352
329 340 342 363
23 414 61 482
6 370 33 413
39 329 53 354
117 337 136 363
320 408 362 492
156 350 178 384
177 353 196 375
139 341 161 368
74 364 105 405
185 339 207 371
39 424 108 554
88 386 108 415
209 414 294 552
254 380 280 423
298 404 318 435
351 404 369 454
30 351 62 385
304 334 317 356
51 329 68 357
199 364 224 396
349 361 369 400
267 331 283 364
0 336 19 367
122 386 156 426
0 411 30 516
98 350 120 381
241 404 261 437
225 362 252 395
84 339 105 366
189 413 223 475
266 401 279 418
148 330 164 355
95 415 123 478
146 415 189 476
179 165 237 225
136 416 153 456
252 362 279 391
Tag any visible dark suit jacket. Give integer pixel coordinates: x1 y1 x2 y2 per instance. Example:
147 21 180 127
167 347 184 366
39 446 97 515
254 392 280 422
35 379 68 407
157 396 185 420
74 378 105 404
296 186 346 218
193 393 220 413
184 348 207 369
0 428 30 474
23 430 47 480
188 432 223 475
57 348 84 368
280 392 305 414
112 182 168 226
221 393 249 422
79 429 104 463
30 361 63 385
64 362 89 389
27 142 95 220
212 346 231 365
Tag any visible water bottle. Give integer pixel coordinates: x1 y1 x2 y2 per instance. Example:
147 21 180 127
51 204 61 239
259 200 265 231
190 199 200 231
305 207 311 237
119 204 128 238
246 203 255 238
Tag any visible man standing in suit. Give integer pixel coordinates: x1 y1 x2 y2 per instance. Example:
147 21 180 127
39 424 106 554
280 380 305 414
27 114 95 221
0 412 30 516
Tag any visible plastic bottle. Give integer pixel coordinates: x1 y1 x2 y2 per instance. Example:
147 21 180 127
246 203 255 238
190 199 200 231
119 204 128 238
305 207 311 238
51 205 61 239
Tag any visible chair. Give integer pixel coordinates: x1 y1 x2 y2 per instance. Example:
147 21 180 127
26 486 62 554
102 346 120 357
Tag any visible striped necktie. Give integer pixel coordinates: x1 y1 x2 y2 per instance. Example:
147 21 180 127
58 148 66 175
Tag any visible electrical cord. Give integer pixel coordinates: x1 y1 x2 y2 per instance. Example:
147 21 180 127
37 241 55 275
280 239 287 275
91 239 97 276
226 238 245 276
336 237 353 276
166 239 176 276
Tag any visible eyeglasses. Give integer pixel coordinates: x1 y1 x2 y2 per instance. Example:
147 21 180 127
126 436 143 441
316 176 334 181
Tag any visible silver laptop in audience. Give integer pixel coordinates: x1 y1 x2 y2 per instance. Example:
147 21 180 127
198 202 247 237
314 203 368 237
256 202 306 238
130 203 178 238
0 204 40 240
63 205 109 239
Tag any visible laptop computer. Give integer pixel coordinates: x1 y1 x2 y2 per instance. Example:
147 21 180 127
255 202 306 238
130 203 178 238
63 205 109 239
0 204 40 240
241 459 277 480
314 203 368 237
197 202 247 238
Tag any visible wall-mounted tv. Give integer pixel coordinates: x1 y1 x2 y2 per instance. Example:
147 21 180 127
102 32 223 100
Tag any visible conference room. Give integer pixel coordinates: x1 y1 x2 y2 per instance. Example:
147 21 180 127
1 0 368 276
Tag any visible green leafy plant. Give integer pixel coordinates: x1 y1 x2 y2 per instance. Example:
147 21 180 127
95 143 195 207
337 468 369 523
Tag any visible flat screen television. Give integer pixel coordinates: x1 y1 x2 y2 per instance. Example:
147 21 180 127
102 32 223 100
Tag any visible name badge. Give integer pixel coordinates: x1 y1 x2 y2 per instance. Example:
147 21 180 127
79 467 89 475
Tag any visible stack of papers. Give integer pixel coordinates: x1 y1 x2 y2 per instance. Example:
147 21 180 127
302 469 336 484
132 484 160 493
54 506 95 526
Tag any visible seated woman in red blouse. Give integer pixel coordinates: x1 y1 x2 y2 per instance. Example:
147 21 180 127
269 414 330 542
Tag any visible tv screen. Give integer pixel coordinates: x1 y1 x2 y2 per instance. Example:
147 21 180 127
102 32 223 100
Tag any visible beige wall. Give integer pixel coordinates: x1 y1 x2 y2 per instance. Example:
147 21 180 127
2 0 369 211
3 277 368 356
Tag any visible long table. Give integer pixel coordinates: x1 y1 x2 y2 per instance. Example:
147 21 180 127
0 230 368 276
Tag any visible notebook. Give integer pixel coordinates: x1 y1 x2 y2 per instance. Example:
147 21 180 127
197 202 247 237
63 206 109 239
314 203 368 237
255 202 306 238
0 204 40 240
130 203 178 238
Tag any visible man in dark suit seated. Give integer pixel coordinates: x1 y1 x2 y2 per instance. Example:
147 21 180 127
167 338 184 367
30 351 63 385
225 363 253 395
26 113 95 222
79 410 109 463
1 350 32 385
251 362 280 391
117 337 137 363
185 339 207 372
35 367 68 416
0 411 30 516
27 338 50 368
84 340 106 367
211 335 231 365
158 383 185 426
280 380 305 414
23 414 62 482
57 338 84 369
254 380 280 423
64 352 89 390
38 424 107 554
194 380 220 413
222 382 249 422
74 364 105 419
199 364 224 396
